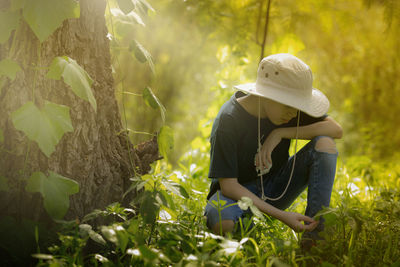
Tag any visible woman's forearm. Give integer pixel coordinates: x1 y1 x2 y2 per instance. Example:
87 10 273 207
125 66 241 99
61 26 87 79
218 178 318 232
277 117 343 140
219 178 285 220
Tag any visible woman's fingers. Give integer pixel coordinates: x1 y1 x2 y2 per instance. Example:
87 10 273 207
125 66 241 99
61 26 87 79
284 212 319 232
255 151 272 170
300 214 316 223
261 150 272 168
308 221 319 231
298 215 319 231
303 221 319 231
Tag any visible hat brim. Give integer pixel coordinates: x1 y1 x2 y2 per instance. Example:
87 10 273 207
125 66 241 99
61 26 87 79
234 83 329 118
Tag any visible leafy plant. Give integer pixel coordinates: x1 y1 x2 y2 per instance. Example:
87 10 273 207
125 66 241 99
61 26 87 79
47 56 97 112
25 171 79 219
11 101 74 157
22 0 80 43
0 58 21 80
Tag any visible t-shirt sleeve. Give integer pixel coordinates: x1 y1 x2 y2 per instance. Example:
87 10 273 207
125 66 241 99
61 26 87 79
287 111 327 127
208 113 239 178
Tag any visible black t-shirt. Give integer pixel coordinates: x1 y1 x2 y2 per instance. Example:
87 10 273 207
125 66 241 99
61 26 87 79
207 91 326 199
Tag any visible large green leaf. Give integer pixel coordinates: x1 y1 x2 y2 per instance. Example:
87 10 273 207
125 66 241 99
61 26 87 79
47 56 96 112
110 7 145 40
158 126 174 161
132 41 155 73
138 245 159 262
161 180 189 199
79 224 106 246
11 101 73 157
139 191 160 224
25 171 79 219
116 0 135 14
143 87 165 123
0 9 20 44
101 224 129 251
0 59 21 80
22 0 80 43
159 189 176 210
111 7 145 26
136 0 155 13
116 0 155 15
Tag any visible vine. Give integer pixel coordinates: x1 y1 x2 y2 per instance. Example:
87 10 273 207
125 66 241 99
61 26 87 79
106 0 173 168
106 1 137 177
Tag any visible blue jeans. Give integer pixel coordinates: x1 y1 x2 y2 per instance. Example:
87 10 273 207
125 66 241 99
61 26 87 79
204 136 338 232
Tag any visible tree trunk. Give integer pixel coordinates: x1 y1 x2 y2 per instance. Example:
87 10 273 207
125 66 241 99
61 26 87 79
0 0 157 221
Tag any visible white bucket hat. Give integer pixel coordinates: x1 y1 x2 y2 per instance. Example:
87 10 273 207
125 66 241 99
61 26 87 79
234 53 329 117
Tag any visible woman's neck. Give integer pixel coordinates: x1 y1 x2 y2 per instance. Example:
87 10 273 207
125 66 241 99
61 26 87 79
237 95 268 118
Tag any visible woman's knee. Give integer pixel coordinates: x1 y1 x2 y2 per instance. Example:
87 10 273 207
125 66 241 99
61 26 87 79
212 220 235 235
204 193 242 233
314 136 337 154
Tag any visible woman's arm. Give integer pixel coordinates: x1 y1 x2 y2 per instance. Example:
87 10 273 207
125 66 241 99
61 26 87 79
257 116 342 168
278 116 343 140
219 178 318 232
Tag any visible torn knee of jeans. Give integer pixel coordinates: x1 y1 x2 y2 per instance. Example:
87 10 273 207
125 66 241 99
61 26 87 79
315 137 337 154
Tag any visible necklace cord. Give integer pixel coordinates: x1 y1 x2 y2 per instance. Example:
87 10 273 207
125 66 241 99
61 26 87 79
257 98 300 201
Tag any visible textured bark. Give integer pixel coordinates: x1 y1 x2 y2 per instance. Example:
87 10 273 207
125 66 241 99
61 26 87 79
0 0 158 221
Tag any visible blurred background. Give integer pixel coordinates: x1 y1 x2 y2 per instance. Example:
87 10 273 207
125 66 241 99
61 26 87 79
107 0 400 166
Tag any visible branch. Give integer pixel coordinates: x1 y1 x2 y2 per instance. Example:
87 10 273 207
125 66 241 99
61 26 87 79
259 0 272 62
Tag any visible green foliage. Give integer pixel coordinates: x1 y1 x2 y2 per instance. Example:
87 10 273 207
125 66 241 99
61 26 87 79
108 0 220 163
117 0 155 15
158 125 174 161
11 101 73 157
110 6 145 29
117 0 137 14
22 0 80 42
25 171 79 219
132 41 155 73
0 58 21 80
143 86 165 123
37 150 400 266
47 56 97 112
363 0 400 29
0 9 20 44
79 224 107 246
139 190 160 224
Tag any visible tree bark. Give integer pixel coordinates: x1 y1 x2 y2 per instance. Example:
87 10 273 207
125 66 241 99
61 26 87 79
0 0 157 221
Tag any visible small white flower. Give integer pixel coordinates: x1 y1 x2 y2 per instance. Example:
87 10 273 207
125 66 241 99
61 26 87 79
186 254 198 261
238 197 252 210
126 248 140 256
220 239 241 255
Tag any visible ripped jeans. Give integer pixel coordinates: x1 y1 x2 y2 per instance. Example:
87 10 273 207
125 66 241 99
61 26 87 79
204 136 338 233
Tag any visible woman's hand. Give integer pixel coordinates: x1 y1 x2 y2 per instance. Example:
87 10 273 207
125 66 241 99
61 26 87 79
280 211 319 232
255 129 282 170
